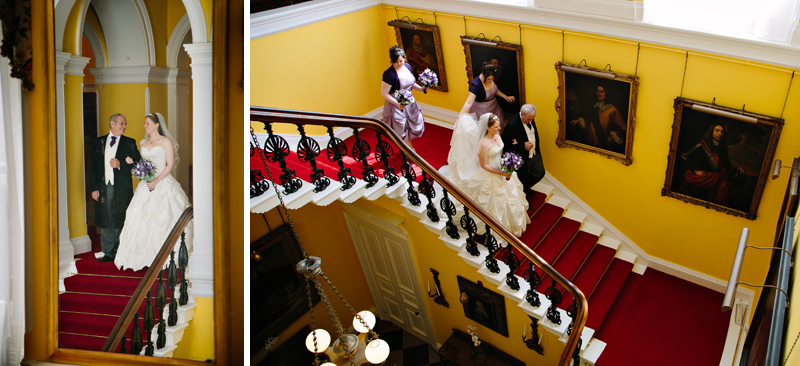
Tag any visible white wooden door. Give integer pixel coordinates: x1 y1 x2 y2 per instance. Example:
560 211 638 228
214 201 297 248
343 205 435 345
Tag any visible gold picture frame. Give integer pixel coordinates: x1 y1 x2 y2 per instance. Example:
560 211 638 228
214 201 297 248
389 19 448 92
461 35 525 116
555 61 639 165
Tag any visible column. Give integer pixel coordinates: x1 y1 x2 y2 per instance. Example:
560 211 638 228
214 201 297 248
167 68 192 192
55 51 73 281
64 55 91 254
183 43 213 297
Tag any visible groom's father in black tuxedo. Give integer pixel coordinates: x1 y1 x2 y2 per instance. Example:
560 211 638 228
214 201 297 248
502 104 544 196
89 114 141 262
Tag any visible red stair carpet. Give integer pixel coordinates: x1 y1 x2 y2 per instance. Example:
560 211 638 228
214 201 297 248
59 230 178 352
250 121 730 365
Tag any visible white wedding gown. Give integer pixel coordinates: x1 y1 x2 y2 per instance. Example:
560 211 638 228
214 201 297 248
115 146 193 272
441 114 530 237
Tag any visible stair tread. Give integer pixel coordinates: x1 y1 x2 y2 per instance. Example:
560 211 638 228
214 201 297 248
513 218 581 278
526 192 547 216
59 332 122 352
584 258 634 330
59 311 138 338
546 245 615 296
64 274 177 297
519 203 563 251
552 231 599 280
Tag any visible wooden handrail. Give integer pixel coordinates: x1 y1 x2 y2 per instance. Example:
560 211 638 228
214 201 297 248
250 106 587 366
101 206 195 352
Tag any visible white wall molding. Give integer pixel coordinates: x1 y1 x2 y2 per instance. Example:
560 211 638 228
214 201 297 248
70 235 92 255
344 203 407 238
64 55 91 77
256 0 800 70
251 0 380 39
181 0 209 43
83 23 106 68
167 15 193 69
132 0 156 66
54 51 73 283
89 66 172 85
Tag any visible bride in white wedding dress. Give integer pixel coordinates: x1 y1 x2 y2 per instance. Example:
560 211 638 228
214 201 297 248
115 113 193 272
442 113 529 237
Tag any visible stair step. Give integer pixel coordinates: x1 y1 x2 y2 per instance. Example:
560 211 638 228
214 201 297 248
63 274 176 298
551 231 599 281
59 311 136 338
59 332 121 352
59 293 148 316
520 203 563 250
585 258 634 330
526 191 547 216
554 245 615 300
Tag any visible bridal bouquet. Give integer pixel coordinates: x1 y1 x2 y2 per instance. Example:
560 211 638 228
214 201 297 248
418 69 438 93
394 89 415 106
500 152 523 175
132 159 157 182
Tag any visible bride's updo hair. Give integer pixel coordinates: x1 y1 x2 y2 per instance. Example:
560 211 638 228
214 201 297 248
483 113 500 135
145 113 166 136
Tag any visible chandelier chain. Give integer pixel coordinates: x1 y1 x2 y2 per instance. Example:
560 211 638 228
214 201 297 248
322 272 373 332
305 278 321 352
315 275 346 338
251 125 309 258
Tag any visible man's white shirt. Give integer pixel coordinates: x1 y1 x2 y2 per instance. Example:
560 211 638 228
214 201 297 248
104 133 121 185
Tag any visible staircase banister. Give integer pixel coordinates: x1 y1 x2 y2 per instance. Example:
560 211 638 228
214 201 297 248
250 106 587 366
101 206 195 353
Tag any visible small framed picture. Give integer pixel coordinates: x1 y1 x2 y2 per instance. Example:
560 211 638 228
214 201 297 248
389 20 448 92
457 276 508 337
461 36 524 115
555 61 639 165
662 97 783 220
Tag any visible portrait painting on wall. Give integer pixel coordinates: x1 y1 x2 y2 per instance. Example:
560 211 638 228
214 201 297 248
457 276 508 337
461 36 524 116
555 61 639 165
662 98 783 220
390 20 448 92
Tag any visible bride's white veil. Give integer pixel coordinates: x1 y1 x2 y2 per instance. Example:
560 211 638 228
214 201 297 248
146 112 180 174
446 113 492 186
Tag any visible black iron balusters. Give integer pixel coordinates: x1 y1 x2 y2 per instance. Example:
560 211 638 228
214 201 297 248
179 232 189 305
502 246 521 291
545 279 562 325
566 299 578 336
325 126 356 190
374 131 400 187
426 268 449 308
484 225 500 274
156 270 168 349
523 261 542 307
143 290 155 356
460 207 480 257
131 313 143 355
400 152 421 206
572 338 583 366
296 124 331 192
419 171 439 222
440 190 460 240
167 251 179 326
351 128 379 188
522 315 544 355
260 122 302 194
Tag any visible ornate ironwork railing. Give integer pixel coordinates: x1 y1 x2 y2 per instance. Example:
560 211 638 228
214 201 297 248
249 106 587 366
101 207 194 354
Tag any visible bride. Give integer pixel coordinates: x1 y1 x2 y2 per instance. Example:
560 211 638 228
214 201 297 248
443 113 530 237
115 113 193 272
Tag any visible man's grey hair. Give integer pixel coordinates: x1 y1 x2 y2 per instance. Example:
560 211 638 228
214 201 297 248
108 113 126 127
520 104 536 116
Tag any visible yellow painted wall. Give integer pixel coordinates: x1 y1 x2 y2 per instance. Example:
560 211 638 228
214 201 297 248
201 0 213 41
62 0 83 55
253 5 800 297
171 297 215 361
148 83 169 121
167 0 188 43
65 74 88 239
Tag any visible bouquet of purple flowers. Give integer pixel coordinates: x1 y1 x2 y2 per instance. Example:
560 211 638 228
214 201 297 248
394 89 415 106
500 152 523 175
418 69 439 93
132 159 158 182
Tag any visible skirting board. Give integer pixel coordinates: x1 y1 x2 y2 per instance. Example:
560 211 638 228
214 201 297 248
71 235 92 255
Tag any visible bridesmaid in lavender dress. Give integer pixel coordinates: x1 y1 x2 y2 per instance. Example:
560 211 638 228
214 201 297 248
459 62 515 130
381 45 428 150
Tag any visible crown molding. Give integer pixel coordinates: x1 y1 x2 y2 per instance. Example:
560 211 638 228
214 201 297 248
251 0 380 39
89 66 172 85
255 0 800 70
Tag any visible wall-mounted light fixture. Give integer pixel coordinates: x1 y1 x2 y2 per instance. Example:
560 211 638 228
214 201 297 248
461 38 497 47
771 158 799 196
560 65 616 80
691 104 758 124
387 20 418 30
427 268 449 308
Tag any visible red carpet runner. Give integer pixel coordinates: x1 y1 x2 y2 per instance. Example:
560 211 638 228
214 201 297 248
250 122 730 365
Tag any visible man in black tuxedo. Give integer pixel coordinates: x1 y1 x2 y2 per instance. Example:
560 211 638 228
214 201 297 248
502 104 544 196
89 114 141 262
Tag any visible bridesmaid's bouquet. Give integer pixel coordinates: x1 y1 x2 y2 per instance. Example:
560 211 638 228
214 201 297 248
132 159 158 182
418 69 439 93
500 152 523 178
394 89 415 106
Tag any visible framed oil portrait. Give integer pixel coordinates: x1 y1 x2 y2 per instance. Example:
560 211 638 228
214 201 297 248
461 36 524 116
389 20 448 92
555 61 639 165
251 224 321 353
457 276 508 337
662 98 783 220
